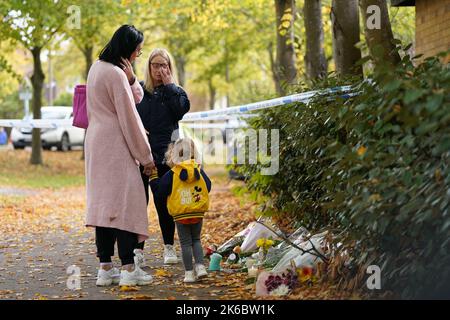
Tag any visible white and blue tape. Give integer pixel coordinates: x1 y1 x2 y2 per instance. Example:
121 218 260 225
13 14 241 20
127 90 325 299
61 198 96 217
0 85 355 129
180 85 354 122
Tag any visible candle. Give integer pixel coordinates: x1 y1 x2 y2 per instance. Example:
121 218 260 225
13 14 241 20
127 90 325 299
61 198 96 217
209 253 222 271
248 266 258 278
245 258 256 269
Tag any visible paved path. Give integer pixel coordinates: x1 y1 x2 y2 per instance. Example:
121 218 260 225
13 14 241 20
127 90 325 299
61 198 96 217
0 171 255 300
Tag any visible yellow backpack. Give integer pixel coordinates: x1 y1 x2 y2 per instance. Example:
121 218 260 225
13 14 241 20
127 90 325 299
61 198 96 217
167 160 209 219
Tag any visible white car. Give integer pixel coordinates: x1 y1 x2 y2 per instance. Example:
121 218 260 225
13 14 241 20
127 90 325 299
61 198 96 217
11 106 85 151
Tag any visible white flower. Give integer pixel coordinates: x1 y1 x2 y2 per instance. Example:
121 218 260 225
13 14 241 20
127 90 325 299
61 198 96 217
269 284 290 296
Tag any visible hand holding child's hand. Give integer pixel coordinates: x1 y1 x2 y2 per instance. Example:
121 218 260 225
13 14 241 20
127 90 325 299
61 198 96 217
143 161 156 176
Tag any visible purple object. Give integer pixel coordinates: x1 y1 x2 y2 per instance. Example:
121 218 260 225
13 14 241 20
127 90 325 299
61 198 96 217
72 85 88 129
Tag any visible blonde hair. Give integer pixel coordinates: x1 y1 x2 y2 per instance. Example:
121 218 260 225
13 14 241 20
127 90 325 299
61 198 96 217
144 48 178 92
165 138 200 168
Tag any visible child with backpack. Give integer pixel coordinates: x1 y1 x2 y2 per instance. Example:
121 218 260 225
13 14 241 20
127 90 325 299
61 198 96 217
149 138 212 282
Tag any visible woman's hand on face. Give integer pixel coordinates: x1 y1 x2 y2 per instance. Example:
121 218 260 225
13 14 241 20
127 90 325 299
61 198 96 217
160 66 174 85
120 58 136 84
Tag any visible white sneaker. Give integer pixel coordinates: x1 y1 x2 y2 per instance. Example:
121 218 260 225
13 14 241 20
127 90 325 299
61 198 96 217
133 249 145 268
184 270 196 283
119 265 153 286
194 263 208 279
96 267 120 286
163 245 178 264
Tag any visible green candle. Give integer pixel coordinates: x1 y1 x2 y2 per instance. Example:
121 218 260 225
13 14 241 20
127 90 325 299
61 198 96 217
209 253 222 271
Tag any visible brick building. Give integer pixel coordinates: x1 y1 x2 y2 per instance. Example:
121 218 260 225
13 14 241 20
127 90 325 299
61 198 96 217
392 0 450 62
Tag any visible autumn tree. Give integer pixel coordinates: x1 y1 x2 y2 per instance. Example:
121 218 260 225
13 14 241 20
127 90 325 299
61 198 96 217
359 0 401 67
331 0 363 77
66 1 123 81
1 0 69 165
274 0 297 95
303 0 327 80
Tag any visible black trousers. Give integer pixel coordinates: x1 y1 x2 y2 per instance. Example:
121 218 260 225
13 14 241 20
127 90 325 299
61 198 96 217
140 163 175 245
95 227 138 266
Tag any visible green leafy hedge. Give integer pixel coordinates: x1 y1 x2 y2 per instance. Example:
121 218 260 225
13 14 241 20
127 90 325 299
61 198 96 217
238 53 450 298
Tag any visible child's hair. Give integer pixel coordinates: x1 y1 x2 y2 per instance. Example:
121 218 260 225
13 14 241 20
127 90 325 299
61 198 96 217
164 138 200 167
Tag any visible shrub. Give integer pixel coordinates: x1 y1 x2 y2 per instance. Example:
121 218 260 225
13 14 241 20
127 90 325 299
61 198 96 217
238 52 450 298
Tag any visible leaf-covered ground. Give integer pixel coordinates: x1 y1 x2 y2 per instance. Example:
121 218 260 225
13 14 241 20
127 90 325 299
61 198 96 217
0 150 360 300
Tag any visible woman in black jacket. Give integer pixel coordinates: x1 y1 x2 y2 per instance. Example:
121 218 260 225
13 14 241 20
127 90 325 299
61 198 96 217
136 48 190 265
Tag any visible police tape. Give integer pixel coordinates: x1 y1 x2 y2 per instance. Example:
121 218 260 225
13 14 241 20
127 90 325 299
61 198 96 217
179 122 248 130
0 85 355 129
0 119 73 129
180 85 354 122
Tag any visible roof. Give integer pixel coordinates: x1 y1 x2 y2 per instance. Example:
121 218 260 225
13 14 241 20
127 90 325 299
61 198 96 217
391 0 415 6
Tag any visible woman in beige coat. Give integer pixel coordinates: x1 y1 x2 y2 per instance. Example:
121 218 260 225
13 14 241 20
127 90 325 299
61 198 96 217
85 25 155 287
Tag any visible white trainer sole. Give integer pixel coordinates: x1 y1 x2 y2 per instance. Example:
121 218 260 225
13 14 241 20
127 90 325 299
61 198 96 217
96 278 113 286
119 278 152 286
196 272 208 280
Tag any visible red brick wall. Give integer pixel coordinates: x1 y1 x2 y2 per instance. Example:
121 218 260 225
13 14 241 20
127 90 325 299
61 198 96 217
415 0 450 62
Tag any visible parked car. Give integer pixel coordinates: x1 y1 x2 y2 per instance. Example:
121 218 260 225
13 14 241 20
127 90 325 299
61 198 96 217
0 127 7 145
11 106 85 151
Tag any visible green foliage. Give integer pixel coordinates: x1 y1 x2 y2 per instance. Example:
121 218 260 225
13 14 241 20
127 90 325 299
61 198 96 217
0 91 22 119
0 0 417 112
238 52 450 298
1 0 68 49
53 92 73 106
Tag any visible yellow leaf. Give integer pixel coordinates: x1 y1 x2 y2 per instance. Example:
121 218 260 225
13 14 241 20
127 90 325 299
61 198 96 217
357 146 367 157
154 269 170 277
281 13 292 21
121 0 133 6
129 294 153 300
435 169 442 181
281 21 291 29
119 285 140 292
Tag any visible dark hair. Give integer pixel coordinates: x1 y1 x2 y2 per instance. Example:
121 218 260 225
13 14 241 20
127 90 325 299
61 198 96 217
99 25 143 67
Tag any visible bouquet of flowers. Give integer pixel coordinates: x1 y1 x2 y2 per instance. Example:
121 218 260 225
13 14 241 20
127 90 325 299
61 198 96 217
255 267 299 296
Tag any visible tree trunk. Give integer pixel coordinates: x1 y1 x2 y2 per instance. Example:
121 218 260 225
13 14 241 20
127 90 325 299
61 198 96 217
359 0 401 66
83 45 94 81
331 0 363 77
268 42 282 95
304 0 327 80
174 55 186 87
225 47 230 108
30 47 44 165
274 0 297 95
208 79 216 110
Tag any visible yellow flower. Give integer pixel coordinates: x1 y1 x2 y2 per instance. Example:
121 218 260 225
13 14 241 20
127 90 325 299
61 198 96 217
256 238 275 252
256 238 266 248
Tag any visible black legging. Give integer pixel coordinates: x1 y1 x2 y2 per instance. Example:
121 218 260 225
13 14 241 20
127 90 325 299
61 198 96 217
140 163 175 246
96 227 138 266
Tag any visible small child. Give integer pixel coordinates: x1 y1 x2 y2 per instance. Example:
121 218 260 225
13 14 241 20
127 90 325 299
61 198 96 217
149 138 212 282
